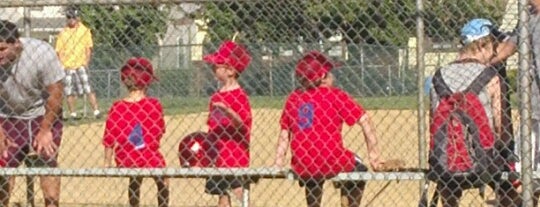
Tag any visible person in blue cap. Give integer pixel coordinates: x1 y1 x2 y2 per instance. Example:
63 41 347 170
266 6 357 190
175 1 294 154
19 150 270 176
428 18 521 207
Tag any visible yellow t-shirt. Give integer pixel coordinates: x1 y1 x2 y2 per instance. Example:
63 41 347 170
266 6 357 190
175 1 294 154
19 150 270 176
55 23 93 70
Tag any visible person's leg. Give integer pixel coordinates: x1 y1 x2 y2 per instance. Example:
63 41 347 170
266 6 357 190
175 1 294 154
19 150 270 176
205 176 231 207
40 176 60 207
153 176 169 207
340 181 366 207
534 191 540 207
230 186 245 206
63 70 77 117
304 179 324 207
128 177 143 207
35 118 63 207
0 118 34 206
88 92 100 117
66 95 77 117
77 67 100 117
0 176 13 207
218 178 234 207
229 178 249 207
340 155 369 207
218 194 231 207
533 179 540 207
533 119 540 206
491 180 521 207
437 181 463 207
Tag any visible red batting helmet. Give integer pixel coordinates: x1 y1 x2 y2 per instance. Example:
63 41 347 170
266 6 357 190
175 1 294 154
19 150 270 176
178 131 214 167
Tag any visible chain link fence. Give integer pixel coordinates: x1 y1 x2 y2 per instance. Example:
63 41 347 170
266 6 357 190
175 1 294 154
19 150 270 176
0 0 536 206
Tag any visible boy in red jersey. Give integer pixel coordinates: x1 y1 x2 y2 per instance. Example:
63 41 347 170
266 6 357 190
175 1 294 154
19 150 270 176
203 41 252 207
103 57 169 207
274 51 384 207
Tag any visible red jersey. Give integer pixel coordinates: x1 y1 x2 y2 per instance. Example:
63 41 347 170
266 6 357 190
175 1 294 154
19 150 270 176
103 97 166 168
207 88 252 167
280 87 366 178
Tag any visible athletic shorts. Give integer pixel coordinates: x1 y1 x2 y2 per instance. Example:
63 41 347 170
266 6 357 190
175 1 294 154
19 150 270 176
205 176 245 195
64 67 93 96
301 155 369 188
0 116 62 167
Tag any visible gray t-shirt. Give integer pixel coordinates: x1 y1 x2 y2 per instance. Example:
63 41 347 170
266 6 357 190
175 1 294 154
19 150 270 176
509 13 540 120
430 62 495 130
0 38 65 119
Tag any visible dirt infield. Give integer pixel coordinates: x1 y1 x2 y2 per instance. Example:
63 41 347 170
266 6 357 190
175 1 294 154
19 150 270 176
7 109 501 206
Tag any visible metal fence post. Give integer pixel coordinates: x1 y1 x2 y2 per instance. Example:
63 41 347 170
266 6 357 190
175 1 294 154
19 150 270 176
416 0 427 199
518 0 533 205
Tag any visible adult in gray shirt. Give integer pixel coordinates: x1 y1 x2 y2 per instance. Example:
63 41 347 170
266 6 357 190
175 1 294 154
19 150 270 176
493 0 540 204
0 20 64 207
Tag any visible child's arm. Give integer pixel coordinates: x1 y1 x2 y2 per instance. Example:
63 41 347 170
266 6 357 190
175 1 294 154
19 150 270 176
102 104 117 168
490 39 517 65
155 100 166 136
212 102 244 128
487 75 503 137
104 147 113 167
357 114 383 170
274 129 290 168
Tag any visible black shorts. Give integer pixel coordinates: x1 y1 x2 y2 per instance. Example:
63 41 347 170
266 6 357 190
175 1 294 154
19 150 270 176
205 176 244 195
300 155 369 188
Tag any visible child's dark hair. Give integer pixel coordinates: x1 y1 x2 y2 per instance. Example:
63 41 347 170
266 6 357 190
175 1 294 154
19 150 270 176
0 20 19 44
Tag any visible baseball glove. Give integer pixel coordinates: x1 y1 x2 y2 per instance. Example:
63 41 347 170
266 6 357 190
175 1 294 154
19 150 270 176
376 159 406 172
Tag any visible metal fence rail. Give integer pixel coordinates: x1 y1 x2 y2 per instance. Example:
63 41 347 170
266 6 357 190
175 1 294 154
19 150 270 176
0 0 534 206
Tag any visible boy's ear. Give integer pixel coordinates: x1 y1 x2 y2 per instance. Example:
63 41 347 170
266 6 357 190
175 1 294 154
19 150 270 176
226 67 238 78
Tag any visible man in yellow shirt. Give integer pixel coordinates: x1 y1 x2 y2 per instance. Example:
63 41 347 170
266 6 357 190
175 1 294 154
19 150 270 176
55 7 100 119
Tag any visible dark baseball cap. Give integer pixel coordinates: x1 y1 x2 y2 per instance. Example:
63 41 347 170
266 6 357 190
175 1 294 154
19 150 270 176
65 6 80 18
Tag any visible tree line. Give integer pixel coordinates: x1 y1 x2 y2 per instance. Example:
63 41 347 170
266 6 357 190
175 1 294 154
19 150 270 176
75 1 506 68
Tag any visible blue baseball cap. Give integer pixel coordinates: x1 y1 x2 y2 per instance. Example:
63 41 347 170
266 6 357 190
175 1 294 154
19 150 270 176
460 18 495 44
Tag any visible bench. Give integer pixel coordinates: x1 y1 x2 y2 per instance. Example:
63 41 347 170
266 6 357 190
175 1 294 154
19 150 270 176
6 167 429 207
5 168 527 207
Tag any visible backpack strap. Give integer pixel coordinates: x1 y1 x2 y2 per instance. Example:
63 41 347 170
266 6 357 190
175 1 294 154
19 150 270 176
432 65 498 97
465 67 498 95
432 69 452 97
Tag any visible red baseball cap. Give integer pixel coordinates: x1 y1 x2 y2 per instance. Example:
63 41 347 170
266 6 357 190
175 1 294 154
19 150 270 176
295 51 336 82
120 57 157 88
203 40 251 73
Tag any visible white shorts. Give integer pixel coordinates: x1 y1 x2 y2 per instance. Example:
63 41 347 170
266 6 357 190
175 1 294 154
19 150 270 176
64 67 93 96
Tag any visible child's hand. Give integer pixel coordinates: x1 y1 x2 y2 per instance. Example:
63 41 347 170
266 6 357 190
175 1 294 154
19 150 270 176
273 158 285 169
212 102 228 110
103 159 113 168
273 159 289 174
368 153 385 171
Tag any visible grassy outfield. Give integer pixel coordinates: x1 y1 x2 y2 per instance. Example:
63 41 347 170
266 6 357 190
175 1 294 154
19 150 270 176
80 95 419 116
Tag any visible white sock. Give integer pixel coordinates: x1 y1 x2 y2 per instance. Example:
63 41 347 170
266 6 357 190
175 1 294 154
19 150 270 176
70 112 77 117
93 110 101 116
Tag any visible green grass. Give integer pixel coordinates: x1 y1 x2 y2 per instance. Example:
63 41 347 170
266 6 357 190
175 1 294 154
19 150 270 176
65 95 423 125
356 96 418 110
69 95 418 118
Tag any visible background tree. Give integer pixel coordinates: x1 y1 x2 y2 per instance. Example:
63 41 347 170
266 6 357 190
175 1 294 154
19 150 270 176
78 4 167 69
202 0 507 46
423 0 507 42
